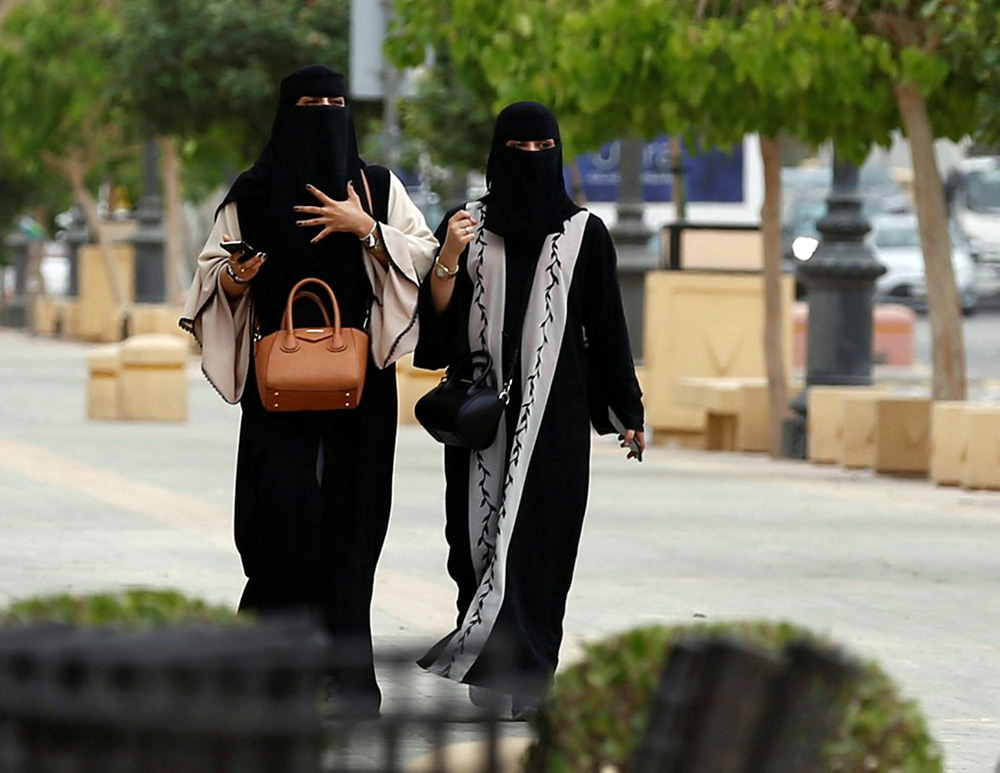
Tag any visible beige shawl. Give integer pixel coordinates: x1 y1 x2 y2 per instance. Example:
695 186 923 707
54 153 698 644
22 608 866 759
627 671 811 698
180 172 438 403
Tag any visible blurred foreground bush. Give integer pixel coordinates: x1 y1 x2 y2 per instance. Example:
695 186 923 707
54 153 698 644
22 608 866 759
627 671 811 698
0 588 242 630
525 620 942 773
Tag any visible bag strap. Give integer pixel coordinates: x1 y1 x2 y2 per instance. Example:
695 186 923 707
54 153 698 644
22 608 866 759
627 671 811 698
498 260 541 401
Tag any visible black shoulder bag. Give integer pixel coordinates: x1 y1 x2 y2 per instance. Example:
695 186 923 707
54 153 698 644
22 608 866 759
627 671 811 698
415 263 535 451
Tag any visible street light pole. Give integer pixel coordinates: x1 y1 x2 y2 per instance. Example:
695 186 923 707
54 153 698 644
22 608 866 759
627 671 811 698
611 137 659 362
131 139 166 305
784 153 886 458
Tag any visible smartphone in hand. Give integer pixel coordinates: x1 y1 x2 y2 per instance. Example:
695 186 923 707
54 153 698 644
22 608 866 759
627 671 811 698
609 408 643 462
220 239 258 263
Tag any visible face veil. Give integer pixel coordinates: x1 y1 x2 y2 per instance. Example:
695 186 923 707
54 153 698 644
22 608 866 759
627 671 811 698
482 102 580 241
219 64 366 221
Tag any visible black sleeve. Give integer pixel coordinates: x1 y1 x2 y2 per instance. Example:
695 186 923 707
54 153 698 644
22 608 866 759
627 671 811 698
581 215 645 433
413 206 474 370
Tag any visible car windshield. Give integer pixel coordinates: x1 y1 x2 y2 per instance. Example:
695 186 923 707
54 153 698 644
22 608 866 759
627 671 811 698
966 170 1000 213
874 226 920 249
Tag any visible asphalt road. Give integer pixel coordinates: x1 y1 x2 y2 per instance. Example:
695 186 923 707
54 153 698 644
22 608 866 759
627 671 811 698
914 307 1000 382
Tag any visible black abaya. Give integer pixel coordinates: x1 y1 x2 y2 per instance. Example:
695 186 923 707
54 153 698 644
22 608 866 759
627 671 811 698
233 167 394 704
415 204 643 700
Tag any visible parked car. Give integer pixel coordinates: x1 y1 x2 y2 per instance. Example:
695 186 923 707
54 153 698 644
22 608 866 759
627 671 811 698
868 214 978 315
781 191 909 297
946 156 1000 298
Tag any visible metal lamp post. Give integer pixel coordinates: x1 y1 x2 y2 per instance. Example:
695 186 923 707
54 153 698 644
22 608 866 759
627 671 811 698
611 137 660 362
783 155 886 458
131 140 166 304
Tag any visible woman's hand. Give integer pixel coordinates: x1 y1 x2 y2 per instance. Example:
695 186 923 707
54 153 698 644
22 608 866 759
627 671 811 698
620 429 646 461
294 182 375 244
438 209 478 265
219 233 265 301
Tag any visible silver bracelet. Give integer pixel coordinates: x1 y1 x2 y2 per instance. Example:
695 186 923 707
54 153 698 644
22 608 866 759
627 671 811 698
225 263 248 285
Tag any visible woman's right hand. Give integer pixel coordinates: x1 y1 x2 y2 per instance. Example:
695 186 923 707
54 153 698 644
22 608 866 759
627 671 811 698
439 210 478 265
223 233 267 283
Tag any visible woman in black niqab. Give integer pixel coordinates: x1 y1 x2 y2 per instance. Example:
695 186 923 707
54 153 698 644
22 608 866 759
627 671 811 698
414 102 644 720
482 101 580 241
190 65 438 719
219 64 374 335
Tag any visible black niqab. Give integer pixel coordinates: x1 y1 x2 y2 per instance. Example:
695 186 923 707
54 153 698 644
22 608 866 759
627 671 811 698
221 65 365 214
482 102 580 240
217 65 372 336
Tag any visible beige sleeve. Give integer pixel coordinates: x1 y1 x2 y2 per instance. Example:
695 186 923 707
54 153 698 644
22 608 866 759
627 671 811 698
362 171 439 368
178 203 253 403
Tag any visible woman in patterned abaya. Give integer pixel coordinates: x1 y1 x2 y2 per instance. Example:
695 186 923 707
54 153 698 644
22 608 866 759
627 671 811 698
180 65 437 716
414 102 644 719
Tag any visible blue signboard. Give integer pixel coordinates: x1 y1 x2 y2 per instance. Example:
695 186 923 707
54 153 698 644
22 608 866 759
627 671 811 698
569 137 744 203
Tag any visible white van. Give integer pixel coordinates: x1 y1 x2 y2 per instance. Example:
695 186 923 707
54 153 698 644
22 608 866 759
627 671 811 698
946 156 1000 297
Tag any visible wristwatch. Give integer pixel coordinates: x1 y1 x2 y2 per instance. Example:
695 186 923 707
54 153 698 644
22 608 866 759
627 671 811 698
360 220 380 250
433 256 459 279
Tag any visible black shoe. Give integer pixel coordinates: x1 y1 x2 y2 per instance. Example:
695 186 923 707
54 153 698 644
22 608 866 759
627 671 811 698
320 677 381 720
510 694 540 722
469 684 506 712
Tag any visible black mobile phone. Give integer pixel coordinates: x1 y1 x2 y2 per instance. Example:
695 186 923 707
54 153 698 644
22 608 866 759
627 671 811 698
220 239 257 262
609 408 643 462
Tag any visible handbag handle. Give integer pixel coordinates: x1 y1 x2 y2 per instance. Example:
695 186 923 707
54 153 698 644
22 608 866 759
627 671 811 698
292 291 332 327
282 278 346 352
446 349 505 400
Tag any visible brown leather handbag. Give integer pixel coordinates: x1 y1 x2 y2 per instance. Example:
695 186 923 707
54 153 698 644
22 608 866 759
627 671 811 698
255 277 369 412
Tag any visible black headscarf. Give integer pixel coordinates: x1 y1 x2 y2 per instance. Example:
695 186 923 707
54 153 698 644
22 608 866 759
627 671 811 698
220 64 365 215
217 65 371 336
482 102 581 240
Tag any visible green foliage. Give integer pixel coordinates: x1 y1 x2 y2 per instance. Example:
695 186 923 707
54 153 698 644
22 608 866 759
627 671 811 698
935 0 1000 144
525 621 943 773
0 0 128 166
0 589 243 631
115 0 351 172
389 0 991 162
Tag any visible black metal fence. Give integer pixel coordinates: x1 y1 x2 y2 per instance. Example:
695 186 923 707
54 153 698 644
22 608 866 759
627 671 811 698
0 621 852 773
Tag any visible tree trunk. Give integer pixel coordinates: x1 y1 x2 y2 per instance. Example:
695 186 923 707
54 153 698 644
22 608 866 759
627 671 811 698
24 206 48 336
157 135 185 304
895 81 967 400
50 153 128 311
759 135 788 458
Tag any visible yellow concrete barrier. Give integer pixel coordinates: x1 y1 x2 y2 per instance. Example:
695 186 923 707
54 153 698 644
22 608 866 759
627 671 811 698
130 303 188 340
736 381 770 453
119 334 188 422
672 377 799 453
396 353 444 426
643 271 793 446
86 344 122 421
841 393 879 469
807 386 884 464
59 299 80 338
872 396 931 475
78 244 134 342
929 401 968 486
31 295 59 335
961 405 1000 491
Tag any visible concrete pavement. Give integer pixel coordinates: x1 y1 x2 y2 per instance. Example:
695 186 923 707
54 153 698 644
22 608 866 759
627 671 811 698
1 328 998 771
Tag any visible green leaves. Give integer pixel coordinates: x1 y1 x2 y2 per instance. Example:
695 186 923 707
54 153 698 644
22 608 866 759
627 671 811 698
0 589 244 630
524 620 943 773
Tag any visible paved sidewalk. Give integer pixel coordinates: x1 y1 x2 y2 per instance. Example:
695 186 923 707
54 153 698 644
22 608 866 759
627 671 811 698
1 329 998 771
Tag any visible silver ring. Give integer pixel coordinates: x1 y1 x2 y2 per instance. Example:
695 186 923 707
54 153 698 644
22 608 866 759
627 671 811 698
465 226 473 234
